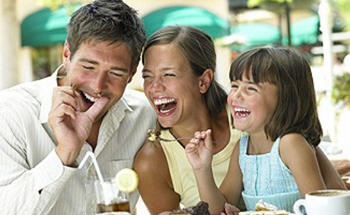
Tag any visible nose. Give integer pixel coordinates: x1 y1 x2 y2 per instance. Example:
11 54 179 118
229 88 243 103
148 76 165 93
91 72 107 95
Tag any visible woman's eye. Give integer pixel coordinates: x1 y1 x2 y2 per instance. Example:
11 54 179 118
165 73 176 77
142 72 152 79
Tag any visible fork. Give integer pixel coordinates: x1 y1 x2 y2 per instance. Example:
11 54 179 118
157 136 193 142
158 136 218 144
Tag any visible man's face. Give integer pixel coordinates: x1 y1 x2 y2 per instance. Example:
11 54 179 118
60 39 133 122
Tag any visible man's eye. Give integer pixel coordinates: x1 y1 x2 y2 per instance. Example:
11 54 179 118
110 71 123 77
83 66 94 70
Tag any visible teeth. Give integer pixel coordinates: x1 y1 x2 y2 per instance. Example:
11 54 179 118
83 92 98 102
234 107 250 112
154 98 175 105
160 108 172 113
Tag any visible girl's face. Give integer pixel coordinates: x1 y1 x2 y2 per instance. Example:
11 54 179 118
142 43 204 128
227 74 278 135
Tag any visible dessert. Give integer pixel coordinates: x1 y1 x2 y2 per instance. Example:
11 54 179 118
239 211 289 215
169 201 210 215
238 200 290 215
255 200 278 211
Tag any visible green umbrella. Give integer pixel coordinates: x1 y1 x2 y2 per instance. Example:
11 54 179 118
142 6 230 39
21 5 82 47
230 23 281 51
283 15 320 46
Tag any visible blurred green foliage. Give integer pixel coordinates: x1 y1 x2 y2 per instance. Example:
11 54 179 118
332 72 350 106
334 0 350 31
248 0 292 8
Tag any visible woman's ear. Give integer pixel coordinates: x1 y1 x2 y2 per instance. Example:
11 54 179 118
62 41 71 68
199 69 214 93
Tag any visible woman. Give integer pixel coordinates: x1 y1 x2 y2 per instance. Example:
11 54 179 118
134 25 345 215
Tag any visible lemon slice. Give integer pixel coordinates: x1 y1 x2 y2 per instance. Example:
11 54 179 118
114 168 139 193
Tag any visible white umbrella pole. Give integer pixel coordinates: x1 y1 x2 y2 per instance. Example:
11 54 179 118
319 0 336 143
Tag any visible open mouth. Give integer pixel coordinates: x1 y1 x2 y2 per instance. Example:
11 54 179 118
234 107 251 117
153 97 177 114
81 91 98 106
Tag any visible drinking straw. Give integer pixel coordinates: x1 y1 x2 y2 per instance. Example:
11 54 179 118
78 151 104 182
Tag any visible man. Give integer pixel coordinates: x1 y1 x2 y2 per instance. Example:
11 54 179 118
0 0 155 214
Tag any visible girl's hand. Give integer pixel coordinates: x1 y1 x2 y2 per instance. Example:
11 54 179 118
220 203 240 215
185 129 213 170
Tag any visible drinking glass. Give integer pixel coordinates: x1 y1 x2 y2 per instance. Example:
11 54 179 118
94 179 131 215
109 159 136 213
109 159 134 177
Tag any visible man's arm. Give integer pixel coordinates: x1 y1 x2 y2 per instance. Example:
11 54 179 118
0 108 76 214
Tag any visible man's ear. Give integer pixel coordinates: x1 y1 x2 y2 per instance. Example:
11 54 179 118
127 68 136 83
199 69 214 93
62 41 71 68
128 57 141 83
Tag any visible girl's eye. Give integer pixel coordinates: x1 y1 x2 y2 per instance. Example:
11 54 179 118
248 87 257 91
230 83 238 89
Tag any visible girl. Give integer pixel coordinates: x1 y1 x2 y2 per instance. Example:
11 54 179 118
186 47 339 214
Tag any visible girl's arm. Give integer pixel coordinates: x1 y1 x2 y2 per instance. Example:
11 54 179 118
186 130 242 214
280 133 326 197
185 130 226 214
135 140 180 215
220 140 243 207
315 146 346 189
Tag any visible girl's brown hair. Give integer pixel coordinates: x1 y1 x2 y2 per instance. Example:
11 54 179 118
229 47 322 147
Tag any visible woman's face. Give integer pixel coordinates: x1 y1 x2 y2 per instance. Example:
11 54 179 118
142 43 204 128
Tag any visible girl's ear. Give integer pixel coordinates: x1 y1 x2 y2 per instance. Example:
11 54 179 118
199 69 214 93
62 41 71 68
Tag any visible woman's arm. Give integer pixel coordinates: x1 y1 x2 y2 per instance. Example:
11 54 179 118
135 141 180 215
315 146 346 189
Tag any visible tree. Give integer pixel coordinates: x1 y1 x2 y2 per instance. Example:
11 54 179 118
334 0 350 31
34 0 89 10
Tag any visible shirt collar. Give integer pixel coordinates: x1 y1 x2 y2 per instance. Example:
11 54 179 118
39 65 63 123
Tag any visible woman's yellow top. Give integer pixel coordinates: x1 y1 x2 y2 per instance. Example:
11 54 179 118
159 107 242 207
